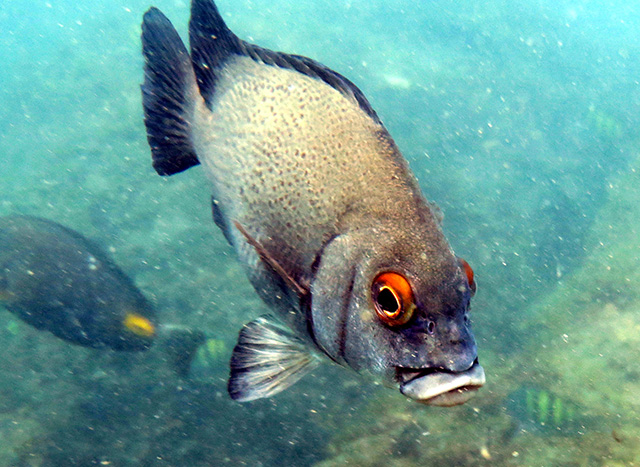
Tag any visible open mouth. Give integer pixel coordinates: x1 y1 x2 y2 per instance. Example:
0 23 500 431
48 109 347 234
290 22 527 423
397 360 485 407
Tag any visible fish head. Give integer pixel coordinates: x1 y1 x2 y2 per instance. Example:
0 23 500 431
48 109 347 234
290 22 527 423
311 223 484 406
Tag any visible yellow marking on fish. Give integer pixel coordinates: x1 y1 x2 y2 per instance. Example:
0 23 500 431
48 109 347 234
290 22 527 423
205 338 226 357
552 396 564 427
123 313 155 337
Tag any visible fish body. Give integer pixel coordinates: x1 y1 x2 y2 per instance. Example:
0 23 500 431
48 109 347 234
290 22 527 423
0 215 156 350
141 0 484 404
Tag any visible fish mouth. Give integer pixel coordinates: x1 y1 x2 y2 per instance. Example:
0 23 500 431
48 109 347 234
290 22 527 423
397 360 485 407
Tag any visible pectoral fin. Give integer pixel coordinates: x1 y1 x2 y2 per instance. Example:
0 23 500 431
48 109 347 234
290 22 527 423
228 316 319 402
234 221 309 298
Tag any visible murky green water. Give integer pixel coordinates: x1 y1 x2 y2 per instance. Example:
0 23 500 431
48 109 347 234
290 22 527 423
1 0 640 465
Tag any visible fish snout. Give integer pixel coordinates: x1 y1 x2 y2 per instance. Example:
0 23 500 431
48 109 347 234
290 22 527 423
424 316 478 372
441 317 473 346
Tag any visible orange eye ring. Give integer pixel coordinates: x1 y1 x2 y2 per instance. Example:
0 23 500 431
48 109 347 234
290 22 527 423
459 258 476 294
372 272 416 326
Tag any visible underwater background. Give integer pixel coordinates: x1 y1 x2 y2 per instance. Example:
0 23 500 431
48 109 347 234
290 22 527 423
1 0 640 465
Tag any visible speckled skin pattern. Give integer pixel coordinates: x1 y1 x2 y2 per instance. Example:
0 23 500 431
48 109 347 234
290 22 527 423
193 56 445 280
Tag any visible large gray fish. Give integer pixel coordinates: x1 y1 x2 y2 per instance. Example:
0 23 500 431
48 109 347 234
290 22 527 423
141 0 485 405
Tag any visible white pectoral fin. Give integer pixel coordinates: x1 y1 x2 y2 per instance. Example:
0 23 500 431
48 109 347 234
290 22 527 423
228 316 319 402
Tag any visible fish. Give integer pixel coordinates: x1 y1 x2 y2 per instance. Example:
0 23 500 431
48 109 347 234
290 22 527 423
189 337 228 379
193 338 227 368
141 0 485 405
0 216 203 372
506 386 587 435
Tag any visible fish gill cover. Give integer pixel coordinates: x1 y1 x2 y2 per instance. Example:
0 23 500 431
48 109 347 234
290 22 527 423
1 0 640 465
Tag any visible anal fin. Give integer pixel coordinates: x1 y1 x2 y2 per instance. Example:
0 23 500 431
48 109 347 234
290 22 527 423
228 316 319 402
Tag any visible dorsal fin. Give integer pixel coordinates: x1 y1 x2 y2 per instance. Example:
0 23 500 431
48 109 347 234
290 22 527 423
189 0 242 106
188 0 381 123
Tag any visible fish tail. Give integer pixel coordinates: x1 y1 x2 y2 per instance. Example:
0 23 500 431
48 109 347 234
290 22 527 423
157 326 207 377
141 7 200 176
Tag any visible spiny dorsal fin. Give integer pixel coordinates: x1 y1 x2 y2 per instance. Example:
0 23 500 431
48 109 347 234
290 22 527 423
188 0 381 123
189 0 242 105
228 316 319 402
142 7 200 176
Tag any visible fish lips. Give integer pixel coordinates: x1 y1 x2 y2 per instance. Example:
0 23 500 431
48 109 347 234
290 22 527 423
397 360 485 407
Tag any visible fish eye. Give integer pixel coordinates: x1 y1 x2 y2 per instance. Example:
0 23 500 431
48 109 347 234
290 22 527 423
371 272 416 326
459 258 476 295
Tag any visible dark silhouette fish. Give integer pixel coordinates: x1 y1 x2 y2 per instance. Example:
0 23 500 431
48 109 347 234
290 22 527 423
141 0 484 405
0 216 203 373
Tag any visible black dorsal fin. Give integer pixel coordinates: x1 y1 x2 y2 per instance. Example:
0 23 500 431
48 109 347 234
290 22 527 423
189 0 243 106
189 0 381 124
142 7 200 176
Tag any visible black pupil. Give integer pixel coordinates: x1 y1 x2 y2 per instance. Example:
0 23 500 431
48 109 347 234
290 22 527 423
377 287 400 313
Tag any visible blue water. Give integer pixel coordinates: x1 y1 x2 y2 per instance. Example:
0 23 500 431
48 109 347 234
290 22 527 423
1 0 640 465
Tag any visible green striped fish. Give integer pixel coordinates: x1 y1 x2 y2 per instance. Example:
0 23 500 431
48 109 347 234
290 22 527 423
507 386 585 434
